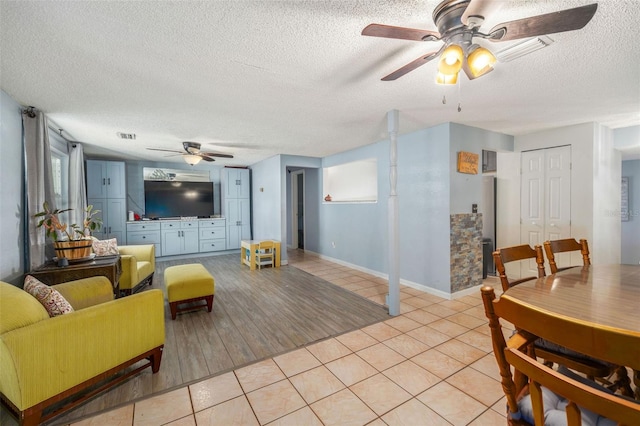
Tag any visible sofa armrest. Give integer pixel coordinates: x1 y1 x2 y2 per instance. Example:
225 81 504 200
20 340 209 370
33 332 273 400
118 245 155 264
0 289 165 411
53 276 114 310
118 254 137 291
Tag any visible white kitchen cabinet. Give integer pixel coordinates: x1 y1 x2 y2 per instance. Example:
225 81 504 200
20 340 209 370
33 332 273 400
86 160 126 199
161 220 199 256
222 168 251 249
86 160 126 243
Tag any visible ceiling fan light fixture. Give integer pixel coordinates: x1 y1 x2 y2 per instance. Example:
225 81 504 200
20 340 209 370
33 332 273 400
438 44 463 75
183 154 202 166
467 46 497 78
436 71 458 85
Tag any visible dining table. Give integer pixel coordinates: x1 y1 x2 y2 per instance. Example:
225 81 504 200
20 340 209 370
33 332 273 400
503 264 640 399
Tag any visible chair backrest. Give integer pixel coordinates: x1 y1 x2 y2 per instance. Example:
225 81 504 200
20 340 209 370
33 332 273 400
258 240 274 252
493 245 545 292
481 286 640 426
543 238 590 274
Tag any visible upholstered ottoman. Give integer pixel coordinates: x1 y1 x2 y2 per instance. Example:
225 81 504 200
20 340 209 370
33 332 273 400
164 264 215 320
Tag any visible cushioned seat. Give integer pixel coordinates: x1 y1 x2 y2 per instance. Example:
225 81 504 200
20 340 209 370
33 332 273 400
117 244 155 295
164 264 215 320
0 277 164 425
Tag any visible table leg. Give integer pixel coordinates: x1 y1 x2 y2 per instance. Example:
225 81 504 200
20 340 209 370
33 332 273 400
275 242 281 267
250 243 257 270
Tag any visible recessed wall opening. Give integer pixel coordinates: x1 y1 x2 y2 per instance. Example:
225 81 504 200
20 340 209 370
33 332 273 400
322 158 378 203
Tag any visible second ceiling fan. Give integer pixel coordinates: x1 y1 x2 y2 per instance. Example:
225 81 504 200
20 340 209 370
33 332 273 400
362 0 598 83
147 142 234 165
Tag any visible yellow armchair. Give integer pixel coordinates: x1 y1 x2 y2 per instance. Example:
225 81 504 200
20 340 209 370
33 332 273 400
118 244 155 295
0 277 164 426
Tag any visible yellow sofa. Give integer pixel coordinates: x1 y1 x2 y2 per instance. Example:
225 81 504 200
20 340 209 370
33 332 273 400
0 277 164 425
118 244 155 295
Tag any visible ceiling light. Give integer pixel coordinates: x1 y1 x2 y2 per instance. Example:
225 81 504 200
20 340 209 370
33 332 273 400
183 155 202 166
467 46 497 78
495 36 554 63
438 44 463 75
436 72 458 85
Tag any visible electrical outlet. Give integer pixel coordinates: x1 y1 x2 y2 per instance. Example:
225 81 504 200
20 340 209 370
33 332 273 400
331 241 336 248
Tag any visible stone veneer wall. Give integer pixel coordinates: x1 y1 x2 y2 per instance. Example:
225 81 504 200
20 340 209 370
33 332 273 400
450 214 483 292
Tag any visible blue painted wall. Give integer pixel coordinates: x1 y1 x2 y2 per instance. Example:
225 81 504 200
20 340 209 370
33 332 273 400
621 160 640 264
320 141 389 270
0 90 25 284
449 123 514 214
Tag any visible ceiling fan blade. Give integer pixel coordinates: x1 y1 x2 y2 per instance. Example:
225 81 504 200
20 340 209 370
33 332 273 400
147 148 183 154
362 24 440 42
381 50 441 81
488 3 597 42
461 0 501 26
200 152 234 159
200 156 215 162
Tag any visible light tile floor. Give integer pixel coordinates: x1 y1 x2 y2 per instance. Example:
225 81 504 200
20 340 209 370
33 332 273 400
69 250 509 426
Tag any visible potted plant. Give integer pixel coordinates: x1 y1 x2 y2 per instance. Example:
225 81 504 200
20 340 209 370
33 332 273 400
34 202 103 260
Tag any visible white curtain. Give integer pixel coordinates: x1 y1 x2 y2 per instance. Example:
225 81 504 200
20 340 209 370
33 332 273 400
68 143 87 233
23 109 56 269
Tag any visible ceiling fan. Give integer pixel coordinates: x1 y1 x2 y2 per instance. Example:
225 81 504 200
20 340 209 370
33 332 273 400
362 0 597 83
147 142 234 165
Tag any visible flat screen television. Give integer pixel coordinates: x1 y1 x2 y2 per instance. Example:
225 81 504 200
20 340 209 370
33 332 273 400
144 181 214 219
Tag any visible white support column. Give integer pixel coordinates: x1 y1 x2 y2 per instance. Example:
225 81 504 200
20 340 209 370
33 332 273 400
387 109 400 316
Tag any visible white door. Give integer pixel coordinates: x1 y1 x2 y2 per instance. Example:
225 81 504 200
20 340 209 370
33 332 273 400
521 146 571 276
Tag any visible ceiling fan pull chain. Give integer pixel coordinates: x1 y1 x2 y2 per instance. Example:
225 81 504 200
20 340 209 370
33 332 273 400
457 77 462 112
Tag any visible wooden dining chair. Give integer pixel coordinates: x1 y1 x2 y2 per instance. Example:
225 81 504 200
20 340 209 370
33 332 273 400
492 244 620 386
543 238 590 274
481 286 640 426
493 244 546 292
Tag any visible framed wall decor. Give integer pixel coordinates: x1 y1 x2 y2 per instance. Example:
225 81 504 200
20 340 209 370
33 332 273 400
621 176 629 221
457 151 479 174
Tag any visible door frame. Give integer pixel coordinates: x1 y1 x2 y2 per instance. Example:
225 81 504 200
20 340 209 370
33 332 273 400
291 170 305 250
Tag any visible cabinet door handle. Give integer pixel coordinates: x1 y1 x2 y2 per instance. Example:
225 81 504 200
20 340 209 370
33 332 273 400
108 178 111 185
142 236 146 239
103 178 106 185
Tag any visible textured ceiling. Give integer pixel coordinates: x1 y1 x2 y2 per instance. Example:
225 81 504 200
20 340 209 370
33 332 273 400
1 0 639 166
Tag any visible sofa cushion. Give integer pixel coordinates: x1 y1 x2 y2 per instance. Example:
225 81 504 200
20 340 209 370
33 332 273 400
0 281 50 334
24 275 74 317
92 238 119 256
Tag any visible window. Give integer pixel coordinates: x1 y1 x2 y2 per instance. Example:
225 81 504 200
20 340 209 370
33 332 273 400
50 144 69 210
323 159 378 203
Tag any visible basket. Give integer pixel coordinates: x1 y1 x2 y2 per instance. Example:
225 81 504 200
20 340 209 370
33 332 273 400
54 240 93 260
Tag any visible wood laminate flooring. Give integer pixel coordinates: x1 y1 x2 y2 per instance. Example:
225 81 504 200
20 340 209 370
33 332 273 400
48 252 389 424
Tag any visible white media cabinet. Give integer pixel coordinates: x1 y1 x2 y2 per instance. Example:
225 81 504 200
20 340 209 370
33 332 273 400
126 218 226 257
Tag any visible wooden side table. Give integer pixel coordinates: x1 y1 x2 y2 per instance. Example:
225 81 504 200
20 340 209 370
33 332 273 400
28 255 122 296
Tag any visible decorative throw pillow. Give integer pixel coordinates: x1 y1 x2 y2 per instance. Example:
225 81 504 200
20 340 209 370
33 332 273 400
92 238 119 256
23 275 74 317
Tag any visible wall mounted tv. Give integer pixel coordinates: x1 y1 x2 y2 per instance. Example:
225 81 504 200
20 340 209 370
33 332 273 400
144 181 214 219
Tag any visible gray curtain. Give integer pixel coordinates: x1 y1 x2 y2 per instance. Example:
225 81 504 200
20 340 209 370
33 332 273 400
23 109 56 269
68 143 87 234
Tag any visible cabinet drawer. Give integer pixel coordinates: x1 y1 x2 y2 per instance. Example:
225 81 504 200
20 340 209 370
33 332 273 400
200 239 226 252
127 222 160 232
127 231 161 245
181 221 199 229
161 221 181 230
199 227 225 240
199 219 226 228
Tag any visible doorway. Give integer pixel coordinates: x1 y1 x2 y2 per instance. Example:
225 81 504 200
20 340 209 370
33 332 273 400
291 170 305 250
